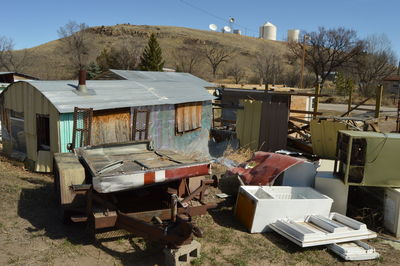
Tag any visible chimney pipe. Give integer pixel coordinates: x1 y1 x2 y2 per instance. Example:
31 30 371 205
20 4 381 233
78 69 88 93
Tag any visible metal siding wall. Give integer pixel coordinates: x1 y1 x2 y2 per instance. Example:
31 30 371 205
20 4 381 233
59 113 74 153
137 101 211 157
2 82 60 166
236 100 262 150
310 120 348 159
259 95 290 152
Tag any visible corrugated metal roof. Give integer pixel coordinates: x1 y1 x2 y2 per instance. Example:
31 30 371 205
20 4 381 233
23 79 214 113
109 69 215 88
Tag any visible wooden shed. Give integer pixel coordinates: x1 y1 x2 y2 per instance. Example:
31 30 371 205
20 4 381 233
218 88 314 151
0 72 214 172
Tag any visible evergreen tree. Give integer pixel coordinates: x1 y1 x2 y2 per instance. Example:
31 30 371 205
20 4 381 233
86 62 101 79
139 33 165 71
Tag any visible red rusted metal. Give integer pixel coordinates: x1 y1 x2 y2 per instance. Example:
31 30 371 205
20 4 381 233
78 69 86 85
229 151 305 185
165 164 210 180
117 211 194 248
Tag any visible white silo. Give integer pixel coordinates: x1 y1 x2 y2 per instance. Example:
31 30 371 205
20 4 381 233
259 22 277 41
288 29 300 42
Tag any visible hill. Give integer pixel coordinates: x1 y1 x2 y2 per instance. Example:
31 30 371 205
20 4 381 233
12 24 292 82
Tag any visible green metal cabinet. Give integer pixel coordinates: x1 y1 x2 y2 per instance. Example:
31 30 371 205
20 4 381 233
335 130 400 187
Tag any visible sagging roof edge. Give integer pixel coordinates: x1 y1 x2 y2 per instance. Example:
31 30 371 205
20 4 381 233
1 81 214 114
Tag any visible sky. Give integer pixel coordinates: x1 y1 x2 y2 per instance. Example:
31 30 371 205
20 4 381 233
1 0 399 58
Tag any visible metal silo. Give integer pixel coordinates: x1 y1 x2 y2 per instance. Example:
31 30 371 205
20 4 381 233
259 22 277 41
288 29 300 42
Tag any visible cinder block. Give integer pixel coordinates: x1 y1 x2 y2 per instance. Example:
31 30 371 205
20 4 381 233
164 240 201 266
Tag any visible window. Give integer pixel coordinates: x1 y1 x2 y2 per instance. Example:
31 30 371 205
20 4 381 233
175 102 202 134
36 114 50 151
9 110 26 153
132 109 150 140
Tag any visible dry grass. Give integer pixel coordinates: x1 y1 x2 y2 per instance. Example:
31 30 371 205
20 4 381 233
11 24 289 80
1 153 400 265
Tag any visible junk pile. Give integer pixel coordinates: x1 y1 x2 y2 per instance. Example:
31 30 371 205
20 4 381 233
233 183 380 261
54 141 218 265
227 151 319 187
218 136 400 261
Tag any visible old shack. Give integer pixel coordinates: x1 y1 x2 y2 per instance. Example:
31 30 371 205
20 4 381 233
0 72 214 172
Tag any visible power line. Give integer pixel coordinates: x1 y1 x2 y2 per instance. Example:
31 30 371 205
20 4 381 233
178 0 258 35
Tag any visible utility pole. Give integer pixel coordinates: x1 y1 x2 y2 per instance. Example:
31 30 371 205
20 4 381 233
397 60 400 132
299 35 310 89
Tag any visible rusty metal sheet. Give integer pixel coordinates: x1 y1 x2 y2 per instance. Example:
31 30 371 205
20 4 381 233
229 151 305 185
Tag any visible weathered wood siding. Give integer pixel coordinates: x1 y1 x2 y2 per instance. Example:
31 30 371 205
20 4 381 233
175 102 202 133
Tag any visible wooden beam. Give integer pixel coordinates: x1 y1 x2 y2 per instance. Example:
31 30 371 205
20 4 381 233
289 116 310 124
313 84 320 119
290 109 323 115
375 85 383 118
340 97 371 117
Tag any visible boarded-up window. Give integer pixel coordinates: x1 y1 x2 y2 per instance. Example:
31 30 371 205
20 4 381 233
36 114 50 151
132 109 150 141
175 102 202 134
91 108 131 145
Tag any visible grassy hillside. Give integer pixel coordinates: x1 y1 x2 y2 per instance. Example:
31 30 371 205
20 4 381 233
12 24 292 81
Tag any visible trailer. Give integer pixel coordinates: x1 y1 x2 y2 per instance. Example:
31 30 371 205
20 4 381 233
53 141 217 248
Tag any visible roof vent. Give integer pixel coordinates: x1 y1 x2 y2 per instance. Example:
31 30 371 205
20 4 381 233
78 70 88 93
71 69 96 96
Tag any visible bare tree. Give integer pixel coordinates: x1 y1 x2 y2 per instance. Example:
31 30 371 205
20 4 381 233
96 41 141 71
173 47 202 73
228 62 246 84
254 49 283 86
0 36 29 72
352 34 397 96
202 43 236 78
109 41 141 70
288 27 365 87
58 21 89 71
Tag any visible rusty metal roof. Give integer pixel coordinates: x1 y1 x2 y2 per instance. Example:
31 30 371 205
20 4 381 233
19 79 214 113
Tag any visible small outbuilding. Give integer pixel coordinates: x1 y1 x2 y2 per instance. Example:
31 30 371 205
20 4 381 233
0 71 214 172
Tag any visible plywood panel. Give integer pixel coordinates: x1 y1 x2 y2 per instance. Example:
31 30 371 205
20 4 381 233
91 108 131 145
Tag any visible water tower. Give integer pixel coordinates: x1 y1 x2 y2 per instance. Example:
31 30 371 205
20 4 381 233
288 29 300 42
259 22 277 41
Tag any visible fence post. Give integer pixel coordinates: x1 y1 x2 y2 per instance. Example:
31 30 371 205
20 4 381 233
375 85 383 119
347 88 353 114
313 83 320 119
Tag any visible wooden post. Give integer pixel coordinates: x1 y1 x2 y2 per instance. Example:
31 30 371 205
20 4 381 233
347 88 353 114
375 85 383 119
313 83 320 119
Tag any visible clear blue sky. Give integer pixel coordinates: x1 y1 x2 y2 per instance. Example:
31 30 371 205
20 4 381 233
1 0 399 58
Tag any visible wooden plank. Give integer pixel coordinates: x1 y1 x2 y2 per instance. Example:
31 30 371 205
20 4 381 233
289 116 310 125
290 109 323 115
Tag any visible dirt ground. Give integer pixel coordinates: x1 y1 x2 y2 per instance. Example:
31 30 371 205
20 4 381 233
1 155 400 265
